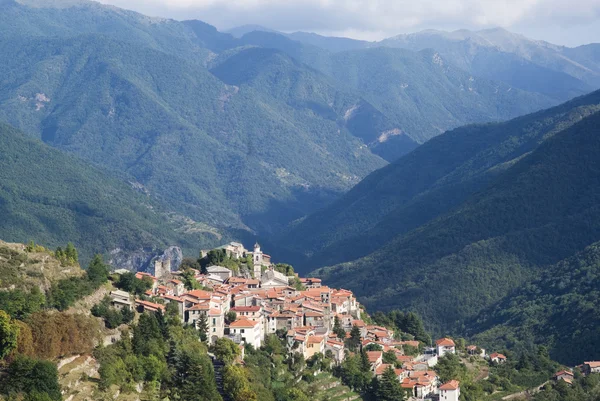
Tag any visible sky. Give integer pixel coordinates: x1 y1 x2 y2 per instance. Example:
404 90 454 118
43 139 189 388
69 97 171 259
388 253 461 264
96 0 600 46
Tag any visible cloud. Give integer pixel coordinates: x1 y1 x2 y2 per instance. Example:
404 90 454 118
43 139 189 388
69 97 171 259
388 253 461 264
96 0 600 45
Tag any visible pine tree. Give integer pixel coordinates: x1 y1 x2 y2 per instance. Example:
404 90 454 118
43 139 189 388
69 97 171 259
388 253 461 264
346 324 362 352
377 365 405 401
197 314 209 343
65 242 78 264
333 315 346 340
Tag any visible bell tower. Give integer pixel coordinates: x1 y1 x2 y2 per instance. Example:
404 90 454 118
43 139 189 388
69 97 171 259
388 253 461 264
253 242 263 278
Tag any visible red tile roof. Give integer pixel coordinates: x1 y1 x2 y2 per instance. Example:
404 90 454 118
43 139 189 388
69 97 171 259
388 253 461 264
440 380 460 390
232 306 261 312
230 318 259 328
367 351 383 363
436 338 455 347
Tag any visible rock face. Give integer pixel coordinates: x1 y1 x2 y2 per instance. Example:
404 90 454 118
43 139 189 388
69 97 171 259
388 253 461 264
108 246 183 273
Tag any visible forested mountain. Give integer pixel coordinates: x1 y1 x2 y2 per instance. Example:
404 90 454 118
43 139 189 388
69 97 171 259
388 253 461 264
0 0 563 249
0 33 387 234
280 90 600 269
302 92 600 334
239 31 555 143
0 122 211 262
247 26 599 104
470 241 600 365
380 28 600 102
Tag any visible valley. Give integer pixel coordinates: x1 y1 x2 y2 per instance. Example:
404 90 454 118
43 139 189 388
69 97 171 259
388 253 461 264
1 1 600 400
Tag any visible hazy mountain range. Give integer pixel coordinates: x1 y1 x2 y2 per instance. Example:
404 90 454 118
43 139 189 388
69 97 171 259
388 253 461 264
1 0 600 362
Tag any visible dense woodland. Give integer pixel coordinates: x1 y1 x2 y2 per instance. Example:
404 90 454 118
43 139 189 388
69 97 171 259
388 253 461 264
472 241 600 365
311 97 600 337
0 123 215 263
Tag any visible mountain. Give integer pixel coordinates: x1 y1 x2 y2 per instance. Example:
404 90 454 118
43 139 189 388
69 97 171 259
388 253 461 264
286 31 371 52
209 46 419 162
0 122 214 263
292 91 600 333
279 90 600 269
470 241 600 365
379 28 599 102
0 0 590 254
239 31 556 143
226 24 279 38
0 33 389 234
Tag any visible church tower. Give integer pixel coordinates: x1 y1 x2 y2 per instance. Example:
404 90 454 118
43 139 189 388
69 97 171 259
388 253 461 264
253 242 263 278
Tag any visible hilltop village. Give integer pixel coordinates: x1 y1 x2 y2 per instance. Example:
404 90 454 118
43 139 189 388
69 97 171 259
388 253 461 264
108 241 498 400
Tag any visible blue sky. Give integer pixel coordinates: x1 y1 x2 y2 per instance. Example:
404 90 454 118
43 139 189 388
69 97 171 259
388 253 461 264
97 0 600 46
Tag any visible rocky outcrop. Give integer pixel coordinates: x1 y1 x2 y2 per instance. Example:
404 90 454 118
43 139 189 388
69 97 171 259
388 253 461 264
108 246 183 273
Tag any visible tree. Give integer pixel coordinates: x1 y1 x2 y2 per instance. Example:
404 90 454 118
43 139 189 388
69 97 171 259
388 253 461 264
333 316 346 340
65 242 79 264
376 365 406 401
172 341 221 401
346 325 362 352
3 356 62 401
383 349 398 365
365 343 383 352
226 311 237 324
436 353 467 382
223 364 257 401
212 337 240 364
86 254 110 285
197 314 209 343
132 313 165 357
117 272 152 295
0 309 19 359
340 354 370 392
180 267 201 290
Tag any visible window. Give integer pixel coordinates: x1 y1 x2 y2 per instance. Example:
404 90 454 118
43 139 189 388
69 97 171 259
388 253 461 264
241 329 245 333
213 318 216 325
213 328 216 332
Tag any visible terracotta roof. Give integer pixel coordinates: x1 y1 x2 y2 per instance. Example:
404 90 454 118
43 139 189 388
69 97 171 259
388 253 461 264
161 294 184 302
554 370 574 377
367 351 383 363
188 302 210 311
232 306 261 312
352 320 366 327
304 311 324 318
585 361 600 368
399 340 420 348
440 380 460 390
135 299 165 311
490 352 507 359
307 336 324 344
185 290 213 300
436 338 455 347
208 308 223 316
230 318 259 328
135 272 156 280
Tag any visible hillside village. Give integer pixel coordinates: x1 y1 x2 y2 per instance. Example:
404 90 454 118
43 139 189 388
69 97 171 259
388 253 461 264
3 240 600 401
106 241 530 401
